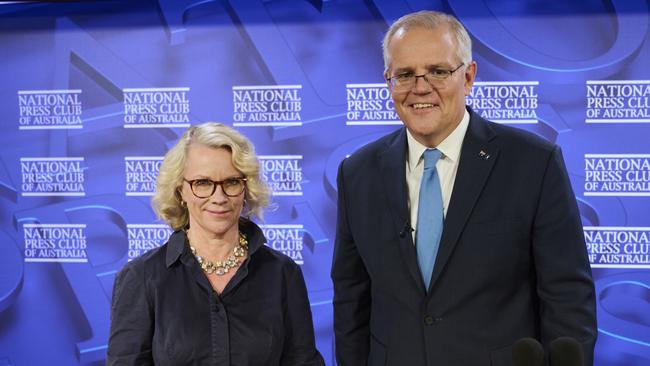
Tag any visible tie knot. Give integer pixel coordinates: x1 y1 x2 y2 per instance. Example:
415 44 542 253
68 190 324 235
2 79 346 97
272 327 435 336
423 149 442 170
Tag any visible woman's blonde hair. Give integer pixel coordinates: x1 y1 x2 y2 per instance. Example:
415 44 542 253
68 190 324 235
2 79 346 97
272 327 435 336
152 122 270 230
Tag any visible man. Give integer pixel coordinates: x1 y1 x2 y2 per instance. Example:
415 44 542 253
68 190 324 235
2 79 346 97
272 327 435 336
331 10 597 366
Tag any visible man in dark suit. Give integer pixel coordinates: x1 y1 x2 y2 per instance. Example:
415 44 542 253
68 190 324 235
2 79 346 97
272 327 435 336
331 10 597 366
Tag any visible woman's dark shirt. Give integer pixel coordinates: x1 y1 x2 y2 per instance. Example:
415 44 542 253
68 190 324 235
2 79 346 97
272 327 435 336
107 220 324 365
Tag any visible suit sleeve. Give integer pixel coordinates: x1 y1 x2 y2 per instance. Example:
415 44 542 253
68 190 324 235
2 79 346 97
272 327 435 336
532 146 597 365
280 263 325 366
331 158 372 366
106 262 154 366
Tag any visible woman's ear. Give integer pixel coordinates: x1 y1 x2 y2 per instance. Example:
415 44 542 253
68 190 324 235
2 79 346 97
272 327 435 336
175 187 184 204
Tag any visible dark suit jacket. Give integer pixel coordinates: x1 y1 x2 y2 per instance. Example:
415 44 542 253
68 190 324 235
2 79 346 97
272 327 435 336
331 108 597 366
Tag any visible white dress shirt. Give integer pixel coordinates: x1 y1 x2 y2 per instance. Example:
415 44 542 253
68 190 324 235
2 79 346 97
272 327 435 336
406 109 470 242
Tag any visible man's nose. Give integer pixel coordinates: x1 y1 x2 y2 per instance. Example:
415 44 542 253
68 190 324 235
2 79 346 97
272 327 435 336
412 75 433 93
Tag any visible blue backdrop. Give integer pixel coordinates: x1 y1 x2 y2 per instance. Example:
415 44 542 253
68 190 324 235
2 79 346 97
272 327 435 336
1 1 649 365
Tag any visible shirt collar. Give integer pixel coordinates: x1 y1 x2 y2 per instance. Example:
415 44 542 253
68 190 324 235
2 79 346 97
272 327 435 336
165 219 267 268
166 230 188 267
406 108 470 169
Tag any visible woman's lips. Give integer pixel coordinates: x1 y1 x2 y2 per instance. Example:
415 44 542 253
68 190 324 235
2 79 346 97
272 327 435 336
205 208 230 216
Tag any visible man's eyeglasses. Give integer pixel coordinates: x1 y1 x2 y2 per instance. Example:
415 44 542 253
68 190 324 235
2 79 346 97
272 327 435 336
387 63 465 91
183 177 247 198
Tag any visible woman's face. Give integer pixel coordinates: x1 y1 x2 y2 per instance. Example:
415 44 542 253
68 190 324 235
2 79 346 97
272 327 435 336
179 144 245 239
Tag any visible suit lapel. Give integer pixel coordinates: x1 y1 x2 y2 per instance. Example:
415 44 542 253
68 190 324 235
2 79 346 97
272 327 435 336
428 112 499 292
378 129 426 291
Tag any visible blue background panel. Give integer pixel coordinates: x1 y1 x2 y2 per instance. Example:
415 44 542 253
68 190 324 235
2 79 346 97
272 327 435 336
1 1 649 365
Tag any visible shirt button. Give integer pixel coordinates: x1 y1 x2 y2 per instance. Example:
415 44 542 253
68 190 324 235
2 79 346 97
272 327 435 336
424 315 434 326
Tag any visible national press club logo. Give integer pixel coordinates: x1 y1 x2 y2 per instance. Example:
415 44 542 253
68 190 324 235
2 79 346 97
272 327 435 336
123 87 191 128
23 224 87 263
17 89 83 130
232 85 302 127
20 157 85 196
345 83 399 125
584 154 650 196
467 81 539 124
586 80 650 123
124 156 162 196
259 155 303 196
584 227 650 268
260 224 305 265
127 224 173 260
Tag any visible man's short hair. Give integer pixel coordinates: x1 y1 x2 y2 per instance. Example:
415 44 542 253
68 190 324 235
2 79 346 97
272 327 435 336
382 10 473 72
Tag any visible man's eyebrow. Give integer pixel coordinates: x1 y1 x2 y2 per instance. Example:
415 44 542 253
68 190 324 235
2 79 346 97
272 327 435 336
391 63 451 74
392 66 415 74
427 63 453 69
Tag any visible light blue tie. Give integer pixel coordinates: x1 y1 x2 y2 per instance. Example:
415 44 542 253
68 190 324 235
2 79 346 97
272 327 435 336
416 148 444 290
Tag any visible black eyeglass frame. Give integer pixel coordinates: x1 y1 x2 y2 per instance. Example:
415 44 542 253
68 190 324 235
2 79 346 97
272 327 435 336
183 177 247 198
386 63 465 90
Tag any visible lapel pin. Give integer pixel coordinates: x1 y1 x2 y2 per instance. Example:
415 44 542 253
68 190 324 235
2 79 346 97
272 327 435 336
479 150 491 160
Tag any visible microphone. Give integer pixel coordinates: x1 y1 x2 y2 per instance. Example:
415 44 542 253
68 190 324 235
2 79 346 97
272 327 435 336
512 338 544 366
399 220 413 238
549 337 584 366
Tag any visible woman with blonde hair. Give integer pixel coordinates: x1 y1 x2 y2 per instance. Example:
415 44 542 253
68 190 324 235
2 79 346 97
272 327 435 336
108 122 323 365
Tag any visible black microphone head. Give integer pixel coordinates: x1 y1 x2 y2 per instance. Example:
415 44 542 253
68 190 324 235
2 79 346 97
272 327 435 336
512 337 544 366
549 337 584 366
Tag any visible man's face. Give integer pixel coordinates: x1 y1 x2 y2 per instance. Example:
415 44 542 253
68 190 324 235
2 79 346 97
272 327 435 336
385 26 476 147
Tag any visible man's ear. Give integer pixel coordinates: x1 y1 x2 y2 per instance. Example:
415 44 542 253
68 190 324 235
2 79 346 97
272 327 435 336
463 61 477 96
384 70 392 90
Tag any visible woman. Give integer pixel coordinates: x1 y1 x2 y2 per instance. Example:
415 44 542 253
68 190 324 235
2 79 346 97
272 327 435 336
107 122 324 365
